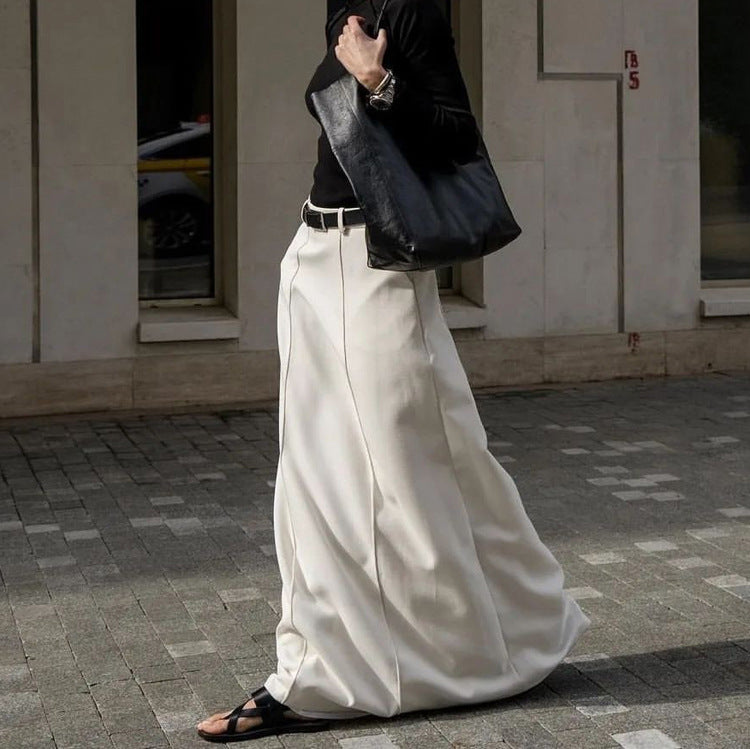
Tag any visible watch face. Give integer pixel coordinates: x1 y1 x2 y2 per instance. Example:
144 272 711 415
370 96 391 110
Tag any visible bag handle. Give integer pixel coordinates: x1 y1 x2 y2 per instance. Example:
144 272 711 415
374 0 391 32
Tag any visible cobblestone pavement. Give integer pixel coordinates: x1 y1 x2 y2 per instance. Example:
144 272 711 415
2 373 750 748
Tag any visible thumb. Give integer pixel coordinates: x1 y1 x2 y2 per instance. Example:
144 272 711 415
376 28 387 46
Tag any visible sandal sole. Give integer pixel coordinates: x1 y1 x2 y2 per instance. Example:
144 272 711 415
197 720 331 743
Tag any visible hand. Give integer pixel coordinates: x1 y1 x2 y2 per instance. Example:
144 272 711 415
334 15 388 92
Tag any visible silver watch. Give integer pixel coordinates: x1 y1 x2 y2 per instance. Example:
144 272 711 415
367 69 396 111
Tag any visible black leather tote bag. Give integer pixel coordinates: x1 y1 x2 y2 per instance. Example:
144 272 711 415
311 0 522 272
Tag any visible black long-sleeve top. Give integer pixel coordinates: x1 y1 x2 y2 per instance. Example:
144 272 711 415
304 0 479 208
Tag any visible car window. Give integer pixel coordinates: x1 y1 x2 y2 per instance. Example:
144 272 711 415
152 132 211 160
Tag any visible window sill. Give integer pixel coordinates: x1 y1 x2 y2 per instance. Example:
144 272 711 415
138 306 240 343
700 287 750 317
440 295 487 329
137 297 484 343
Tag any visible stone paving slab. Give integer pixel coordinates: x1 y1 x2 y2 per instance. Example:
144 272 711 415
1 373 750 747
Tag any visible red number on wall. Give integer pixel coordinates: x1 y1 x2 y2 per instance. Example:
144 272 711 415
624 49 640 89
624 50 639 69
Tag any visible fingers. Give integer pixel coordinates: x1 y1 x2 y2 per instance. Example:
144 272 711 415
346 16 387 46
336 13 387 69
346 15 367 35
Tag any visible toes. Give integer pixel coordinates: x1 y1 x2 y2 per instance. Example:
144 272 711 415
196 713 228 734
197 717 261 736
196 701 259 735
198 718 230 735
197 712 224 728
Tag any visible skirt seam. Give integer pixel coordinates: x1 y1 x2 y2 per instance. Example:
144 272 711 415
337 231 402 715
274 225 311 705
406 271 522 682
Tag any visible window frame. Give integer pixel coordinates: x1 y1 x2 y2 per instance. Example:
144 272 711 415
437 0 483 300
698 0 750 287
137 0 222 309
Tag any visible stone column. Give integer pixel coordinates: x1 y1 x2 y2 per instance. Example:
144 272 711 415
0 0 33 363
37 0 139 361
235 0 324 351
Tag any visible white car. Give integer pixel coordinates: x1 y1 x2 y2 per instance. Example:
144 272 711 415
138 122 212 256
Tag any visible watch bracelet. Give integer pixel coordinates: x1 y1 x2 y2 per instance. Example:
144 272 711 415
372 68 393 95
367 70 395 109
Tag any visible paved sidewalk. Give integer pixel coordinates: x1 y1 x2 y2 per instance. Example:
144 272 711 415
1 373 750 748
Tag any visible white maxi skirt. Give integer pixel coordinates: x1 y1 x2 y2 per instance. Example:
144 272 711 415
263 201 590 720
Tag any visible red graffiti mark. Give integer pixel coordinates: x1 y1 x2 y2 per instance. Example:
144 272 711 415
628 332 641 352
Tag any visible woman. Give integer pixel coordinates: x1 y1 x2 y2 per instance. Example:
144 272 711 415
197 0 590 742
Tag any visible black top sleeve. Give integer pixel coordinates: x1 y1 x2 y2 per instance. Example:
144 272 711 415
372 0 480 163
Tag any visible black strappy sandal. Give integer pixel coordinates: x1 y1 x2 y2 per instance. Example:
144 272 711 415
196 685 331 743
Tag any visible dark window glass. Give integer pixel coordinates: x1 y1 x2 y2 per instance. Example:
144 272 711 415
435 266 455 291
137 0 215 301
700 1 750 281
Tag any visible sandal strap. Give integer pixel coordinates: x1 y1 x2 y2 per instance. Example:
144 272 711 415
224 687 289 734
250 685 288 711
233 707 264 719
222 703 246 720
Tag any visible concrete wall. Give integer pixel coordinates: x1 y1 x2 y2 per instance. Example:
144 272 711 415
621 0 700 331
482 0 700 340
235 0 322 351
30 0 321 362
0 0 33 364
37 0 139 361
0 0 740 419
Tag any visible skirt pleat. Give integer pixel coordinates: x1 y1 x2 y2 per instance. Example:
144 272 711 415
263 219 590 719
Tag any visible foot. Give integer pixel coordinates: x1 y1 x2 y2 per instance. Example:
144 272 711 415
196 696 308 737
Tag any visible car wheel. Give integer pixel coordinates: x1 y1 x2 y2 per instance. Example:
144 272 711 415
139 198 210 257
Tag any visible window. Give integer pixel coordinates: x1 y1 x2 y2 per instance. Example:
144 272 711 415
136 0 216 301
700 0 750 282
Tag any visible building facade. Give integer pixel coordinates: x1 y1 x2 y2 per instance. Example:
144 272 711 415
0 0 748 418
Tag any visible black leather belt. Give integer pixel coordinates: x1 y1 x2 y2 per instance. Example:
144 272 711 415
302 201 366 231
